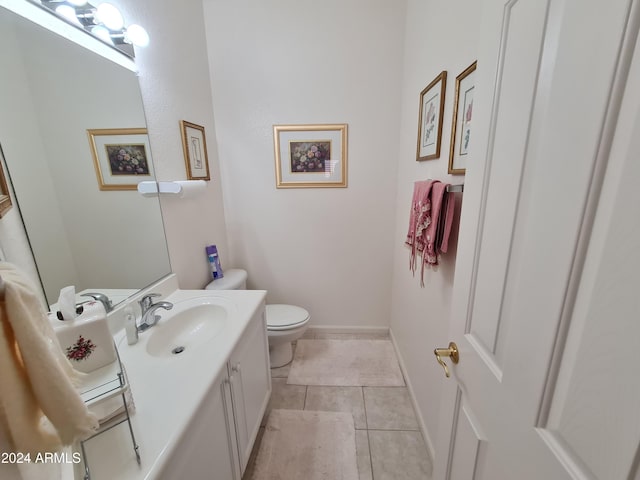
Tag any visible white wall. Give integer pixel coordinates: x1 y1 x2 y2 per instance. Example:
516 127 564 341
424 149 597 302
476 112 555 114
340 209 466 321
203 0 406 327
118 0 229 290
389 0 481 453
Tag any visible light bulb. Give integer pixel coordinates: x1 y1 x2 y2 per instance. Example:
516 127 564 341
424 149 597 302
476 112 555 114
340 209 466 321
67 0 88 6
96 3 124 31
91 25 114 45
125 24 149 47
55 5 82 26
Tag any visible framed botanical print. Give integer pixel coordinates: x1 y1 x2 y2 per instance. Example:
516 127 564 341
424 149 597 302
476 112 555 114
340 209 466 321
416 71 447 161
448 61 477 174
180 120 211 180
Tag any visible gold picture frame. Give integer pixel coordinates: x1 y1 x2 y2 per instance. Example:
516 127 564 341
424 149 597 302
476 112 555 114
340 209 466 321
180 120 210 181
449 61 477 175
273 124 348 188
88 128 154 191
416 71 447 161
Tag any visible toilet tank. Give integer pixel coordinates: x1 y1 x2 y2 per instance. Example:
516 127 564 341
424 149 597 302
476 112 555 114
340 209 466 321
205 269 248 290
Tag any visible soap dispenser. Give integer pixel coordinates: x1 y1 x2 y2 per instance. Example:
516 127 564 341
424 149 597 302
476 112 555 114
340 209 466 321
53 301 117 373
124 306 138 345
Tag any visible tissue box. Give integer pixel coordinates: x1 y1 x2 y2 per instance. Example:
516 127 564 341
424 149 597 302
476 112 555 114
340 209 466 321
53 302 117 373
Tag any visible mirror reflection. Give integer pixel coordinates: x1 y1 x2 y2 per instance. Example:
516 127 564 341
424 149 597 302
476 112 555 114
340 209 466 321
0 6 171 306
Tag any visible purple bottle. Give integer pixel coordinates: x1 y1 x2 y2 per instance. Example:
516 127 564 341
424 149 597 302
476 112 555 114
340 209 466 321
206 245 224 280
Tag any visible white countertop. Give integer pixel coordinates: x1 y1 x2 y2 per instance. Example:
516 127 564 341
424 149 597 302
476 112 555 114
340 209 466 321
78 287 267 480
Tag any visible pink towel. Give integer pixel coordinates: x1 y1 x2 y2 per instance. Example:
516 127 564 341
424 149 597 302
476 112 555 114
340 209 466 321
424 182 445 266
438 186 455 254
406 180 456 285
405 180 435 275
426 182 456 262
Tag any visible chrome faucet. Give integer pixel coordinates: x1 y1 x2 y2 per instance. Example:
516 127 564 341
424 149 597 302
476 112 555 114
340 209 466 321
81 292 113 313
138 293 173 332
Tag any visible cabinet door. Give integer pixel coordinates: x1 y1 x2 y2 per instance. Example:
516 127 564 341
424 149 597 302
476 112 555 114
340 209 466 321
160 372 240 480
228 305 271 473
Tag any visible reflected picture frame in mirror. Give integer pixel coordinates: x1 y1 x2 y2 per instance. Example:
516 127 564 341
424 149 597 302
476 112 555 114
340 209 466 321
0 144 13 218
88 128 155 190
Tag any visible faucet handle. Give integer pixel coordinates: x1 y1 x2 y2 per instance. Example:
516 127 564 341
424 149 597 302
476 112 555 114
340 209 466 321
139 293 161 311
81 292 113 312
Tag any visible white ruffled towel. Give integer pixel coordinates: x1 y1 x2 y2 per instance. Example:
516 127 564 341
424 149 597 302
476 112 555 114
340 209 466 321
0 262 98 455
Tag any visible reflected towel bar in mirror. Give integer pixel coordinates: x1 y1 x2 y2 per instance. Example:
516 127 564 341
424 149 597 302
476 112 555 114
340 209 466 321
137 180 206 198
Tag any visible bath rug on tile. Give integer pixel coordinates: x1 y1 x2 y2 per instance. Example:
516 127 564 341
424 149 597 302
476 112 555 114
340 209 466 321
251 409 358 480
287 339 405 386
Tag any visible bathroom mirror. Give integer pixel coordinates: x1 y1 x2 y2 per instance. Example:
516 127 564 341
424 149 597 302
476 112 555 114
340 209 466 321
0 6 171 306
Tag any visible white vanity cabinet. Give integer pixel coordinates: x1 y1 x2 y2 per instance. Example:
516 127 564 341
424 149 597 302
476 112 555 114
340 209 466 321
159 370 238 479
159 304 271 480
228 306 271 474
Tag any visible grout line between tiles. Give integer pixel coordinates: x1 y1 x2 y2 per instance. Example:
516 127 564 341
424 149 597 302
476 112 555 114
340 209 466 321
366 427 374 480
361 386 368 430
302 385 308 410
366 428 422 433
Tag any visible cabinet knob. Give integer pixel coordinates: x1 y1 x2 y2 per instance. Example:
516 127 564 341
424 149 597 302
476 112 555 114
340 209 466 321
231 362 241 373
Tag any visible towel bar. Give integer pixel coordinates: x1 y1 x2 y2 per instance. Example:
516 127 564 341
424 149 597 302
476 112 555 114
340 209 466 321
446 184 464 193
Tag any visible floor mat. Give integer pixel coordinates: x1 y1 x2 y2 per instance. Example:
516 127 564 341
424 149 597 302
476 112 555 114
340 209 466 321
287 339 405 386
250 409 358 480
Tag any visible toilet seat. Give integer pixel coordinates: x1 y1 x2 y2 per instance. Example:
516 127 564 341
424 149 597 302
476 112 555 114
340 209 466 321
266 304 310 331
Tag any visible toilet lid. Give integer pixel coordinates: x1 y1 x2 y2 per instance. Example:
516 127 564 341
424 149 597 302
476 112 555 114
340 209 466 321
266 304 310 330
205 269 247 290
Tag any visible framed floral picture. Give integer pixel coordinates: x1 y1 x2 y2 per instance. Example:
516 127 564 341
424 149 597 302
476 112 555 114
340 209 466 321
87 128 154 191
448 61 477 175
416 71 447 161
180 120 211 180
273 124 348 188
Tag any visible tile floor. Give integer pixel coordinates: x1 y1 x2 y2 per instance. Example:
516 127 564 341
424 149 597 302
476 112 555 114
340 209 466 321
243 331 432 480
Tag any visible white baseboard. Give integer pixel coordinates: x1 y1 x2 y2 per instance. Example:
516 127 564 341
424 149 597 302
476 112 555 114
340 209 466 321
389 328 436 462
305 325 390 335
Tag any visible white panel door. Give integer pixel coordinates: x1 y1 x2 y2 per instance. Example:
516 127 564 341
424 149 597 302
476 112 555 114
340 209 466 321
433 0 640 478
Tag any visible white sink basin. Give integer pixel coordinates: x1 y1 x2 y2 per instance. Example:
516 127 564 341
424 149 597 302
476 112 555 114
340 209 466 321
145 297 229 358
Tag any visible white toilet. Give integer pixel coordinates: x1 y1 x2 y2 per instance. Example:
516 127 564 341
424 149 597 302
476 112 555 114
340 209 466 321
205 269 310 368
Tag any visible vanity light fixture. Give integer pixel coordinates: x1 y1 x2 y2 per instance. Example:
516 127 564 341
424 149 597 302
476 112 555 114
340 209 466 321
95 2 123 30
90 24 113 45
38 0 150 56
54 4 81 25
125 23 149 48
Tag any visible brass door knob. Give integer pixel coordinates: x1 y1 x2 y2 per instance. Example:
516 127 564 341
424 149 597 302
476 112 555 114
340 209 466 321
433 342 459 378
